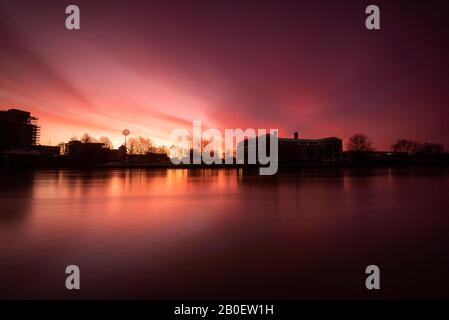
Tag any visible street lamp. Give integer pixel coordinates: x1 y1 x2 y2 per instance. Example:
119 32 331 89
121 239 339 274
122 129 130 153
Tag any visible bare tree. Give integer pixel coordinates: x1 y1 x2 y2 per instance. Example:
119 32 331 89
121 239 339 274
155 145 169 155
137 136 154 154
346 133 374 151
126 137 138 155
169 144 188 159
99 136 113 149
187 135 212 153
196 137 216 155
391 139 443 154
418 142 444 154
80 133 97 143
391 139 419 153
126 136 155 155
188 137 216 162
200 139 212 153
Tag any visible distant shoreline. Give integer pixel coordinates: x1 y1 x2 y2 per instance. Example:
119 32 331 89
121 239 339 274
2 160 449 171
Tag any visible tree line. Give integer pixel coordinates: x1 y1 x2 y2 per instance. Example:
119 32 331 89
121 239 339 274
346 133 444 153
69 133 169 155
67 132 444 155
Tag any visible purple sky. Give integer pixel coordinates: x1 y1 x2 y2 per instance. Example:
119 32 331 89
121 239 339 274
0 0 448 149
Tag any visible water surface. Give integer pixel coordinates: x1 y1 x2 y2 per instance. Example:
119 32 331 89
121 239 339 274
0 167 448 299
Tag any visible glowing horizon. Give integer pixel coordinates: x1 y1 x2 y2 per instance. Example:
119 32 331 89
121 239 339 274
1 0 448 151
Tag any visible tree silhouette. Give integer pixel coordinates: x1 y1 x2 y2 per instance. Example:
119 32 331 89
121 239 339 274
391 139 443 154
169 144 187 159
126 136 155 155
346 133 374 151
200 139 212 153
391 139 419 153
419 142 444 154
155 145 169 155
188 136 212 153
80 133 97 143
99 136 113 149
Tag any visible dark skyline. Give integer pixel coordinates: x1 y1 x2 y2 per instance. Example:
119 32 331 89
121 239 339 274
0 0 448 149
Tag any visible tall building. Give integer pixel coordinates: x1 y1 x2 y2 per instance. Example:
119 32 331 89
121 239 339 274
0 109 40 151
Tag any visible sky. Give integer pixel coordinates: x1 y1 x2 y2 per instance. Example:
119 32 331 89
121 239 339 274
0 0 448 150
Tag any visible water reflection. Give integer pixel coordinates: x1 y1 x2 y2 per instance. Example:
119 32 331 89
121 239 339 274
0 169 35 225
0 167 448 299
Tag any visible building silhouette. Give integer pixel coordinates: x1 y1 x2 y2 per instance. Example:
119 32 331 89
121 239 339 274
65 140 106 163
278 132 342 162
240 131 342 164
0 109 40 151
2 108 445 168
64 140 129 164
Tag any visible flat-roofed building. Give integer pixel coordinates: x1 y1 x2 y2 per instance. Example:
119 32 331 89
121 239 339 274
238 131 342 165
278 133 342 163
65 140 106 163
